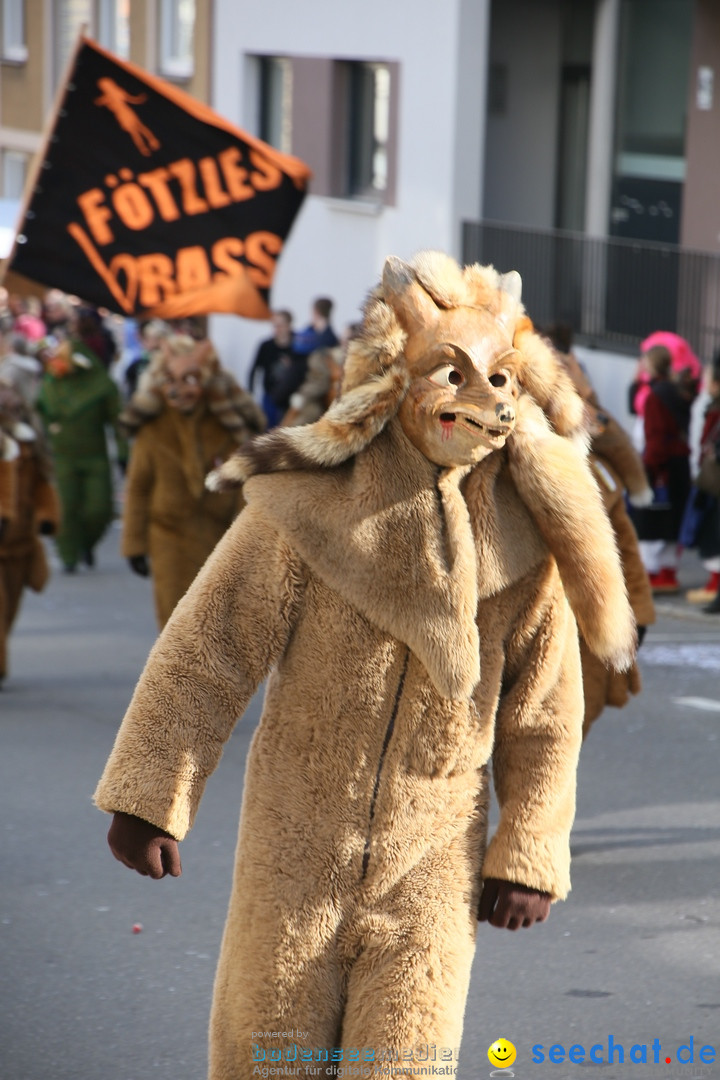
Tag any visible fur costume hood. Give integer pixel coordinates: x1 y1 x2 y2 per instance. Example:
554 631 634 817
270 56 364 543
120 337 266 443
209 251 635 685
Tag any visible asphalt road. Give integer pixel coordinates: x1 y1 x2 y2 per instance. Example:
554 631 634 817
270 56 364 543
1 525 718 1080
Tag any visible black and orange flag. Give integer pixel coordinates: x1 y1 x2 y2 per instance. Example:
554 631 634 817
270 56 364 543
3 36 311 319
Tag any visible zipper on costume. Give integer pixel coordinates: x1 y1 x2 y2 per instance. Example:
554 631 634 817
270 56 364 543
360 648 409 880
433 469 452 571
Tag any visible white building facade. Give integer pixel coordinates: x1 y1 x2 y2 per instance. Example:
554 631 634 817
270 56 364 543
209 0 492 388
4 1 708 428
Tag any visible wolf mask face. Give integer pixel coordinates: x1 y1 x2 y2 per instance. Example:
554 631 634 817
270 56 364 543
383 256 520 466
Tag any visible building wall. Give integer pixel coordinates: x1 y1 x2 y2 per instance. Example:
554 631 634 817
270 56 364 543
681 0 720 253
0 2 213 201
482 0 562 228
209 0 491 382
0 6 46 134
186 0 213 105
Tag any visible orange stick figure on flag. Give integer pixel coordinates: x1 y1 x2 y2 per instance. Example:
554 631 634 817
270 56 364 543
94 77 161 156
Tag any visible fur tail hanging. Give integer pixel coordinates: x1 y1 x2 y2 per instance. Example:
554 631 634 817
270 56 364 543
206 362 409 490
507 397 637 672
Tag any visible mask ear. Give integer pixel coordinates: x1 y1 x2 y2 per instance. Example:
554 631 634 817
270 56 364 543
382 256 440 335
499 269 522 304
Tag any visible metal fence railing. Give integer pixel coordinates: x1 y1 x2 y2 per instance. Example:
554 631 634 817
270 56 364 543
462 219 720 360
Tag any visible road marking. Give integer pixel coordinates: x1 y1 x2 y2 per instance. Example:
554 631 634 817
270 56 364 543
673 697 720 712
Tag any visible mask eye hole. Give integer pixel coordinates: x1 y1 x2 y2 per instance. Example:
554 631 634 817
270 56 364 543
428 365 464 388
489 371 508 388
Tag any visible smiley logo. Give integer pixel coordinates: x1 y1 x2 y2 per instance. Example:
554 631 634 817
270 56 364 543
488 1039 516 1068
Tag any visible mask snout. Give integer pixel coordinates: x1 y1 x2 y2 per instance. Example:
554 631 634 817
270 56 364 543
495 400 515 425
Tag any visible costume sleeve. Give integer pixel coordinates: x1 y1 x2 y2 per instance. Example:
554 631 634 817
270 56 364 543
121 433 154 557
33 475 61 528
94 504 305 838
592 412 650 498
104 379 129 463
0 454 17 521
482 562 583 900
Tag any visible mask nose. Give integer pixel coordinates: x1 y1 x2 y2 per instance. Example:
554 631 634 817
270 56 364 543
495 401 515 425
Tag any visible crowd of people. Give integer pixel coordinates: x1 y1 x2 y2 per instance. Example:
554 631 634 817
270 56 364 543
627 330 720 613
0 287 357 685
1 280 720 694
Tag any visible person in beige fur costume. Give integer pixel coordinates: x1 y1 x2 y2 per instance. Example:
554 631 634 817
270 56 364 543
120 335 266 628
95 252 636 1079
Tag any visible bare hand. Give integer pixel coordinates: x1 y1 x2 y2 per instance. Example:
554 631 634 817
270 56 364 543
107 811 181 879
478 877 551 929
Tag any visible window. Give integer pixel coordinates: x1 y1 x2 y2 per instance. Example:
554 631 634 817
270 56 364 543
258 56 293 155
2 0 28 62
247 53 398 204
54 0 92 84
343 61 393 200
2 150 28 198
159 0 195 79
610 0 692 243
98 0 129 59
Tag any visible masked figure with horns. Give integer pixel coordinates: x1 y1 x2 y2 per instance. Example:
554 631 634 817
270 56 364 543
95 252 635 1079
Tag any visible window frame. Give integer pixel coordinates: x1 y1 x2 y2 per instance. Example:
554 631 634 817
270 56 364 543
344 60 392 201
1 0 28 63
97 0 130 59
2 149 29 199
257 55 293 156
333 58 398 206
158 0 195 80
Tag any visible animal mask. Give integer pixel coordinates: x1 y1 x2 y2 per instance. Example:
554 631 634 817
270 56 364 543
207 250 586 487
383 256 519 466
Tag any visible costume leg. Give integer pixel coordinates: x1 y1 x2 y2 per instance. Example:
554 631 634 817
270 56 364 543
207 747 362 1080
340 836 480 1065
53 457 83 569
0 563 9 678
80 456 114 554
208 860 347 1080
3 557 26 630
0 557 28 680
150 526 202 629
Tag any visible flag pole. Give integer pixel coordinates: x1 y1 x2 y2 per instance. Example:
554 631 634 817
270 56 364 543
0 24 89 286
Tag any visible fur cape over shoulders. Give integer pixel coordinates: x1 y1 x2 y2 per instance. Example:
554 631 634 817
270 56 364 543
120 338 266 443
208 251 636 679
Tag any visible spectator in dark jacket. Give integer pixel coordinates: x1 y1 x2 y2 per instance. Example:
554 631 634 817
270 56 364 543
292 297 339 356
248 310 300 428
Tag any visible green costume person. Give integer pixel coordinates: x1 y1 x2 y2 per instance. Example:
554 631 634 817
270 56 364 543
37 339 127 571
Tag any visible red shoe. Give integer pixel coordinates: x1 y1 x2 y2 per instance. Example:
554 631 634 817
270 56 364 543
650 567 680 593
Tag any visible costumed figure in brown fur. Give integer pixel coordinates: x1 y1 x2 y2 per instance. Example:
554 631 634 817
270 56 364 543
95 253 636 1079
0 377 60 687
120 334 266 628
545 340 656 738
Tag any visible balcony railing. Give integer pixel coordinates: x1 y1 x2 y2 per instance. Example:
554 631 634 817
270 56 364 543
462 219 720 360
